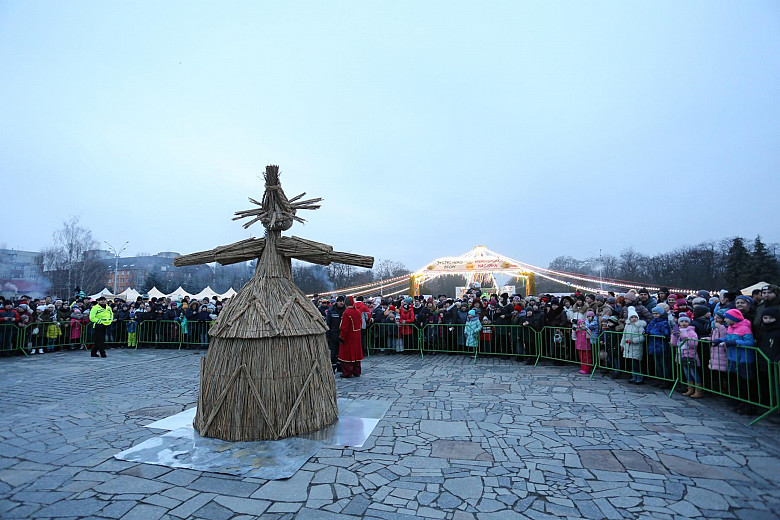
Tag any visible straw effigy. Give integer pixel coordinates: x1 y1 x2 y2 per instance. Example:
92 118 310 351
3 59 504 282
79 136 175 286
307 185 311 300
174 165 374 441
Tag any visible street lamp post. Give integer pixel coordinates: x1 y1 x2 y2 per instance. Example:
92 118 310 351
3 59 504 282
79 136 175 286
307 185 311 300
104 240 129 294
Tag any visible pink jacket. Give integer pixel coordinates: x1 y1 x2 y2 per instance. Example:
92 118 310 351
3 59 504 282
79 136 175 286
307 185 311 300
672 326 699 365
709 323 728 372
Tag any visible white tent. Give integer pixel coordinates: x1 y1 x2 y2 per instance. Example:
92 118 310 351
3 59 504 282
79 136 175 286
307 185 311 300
742 281 769 295
117 287 141 301
89 288 117 299
219 287 237 299
191 286 218 301
167 286 194 301
147 286 167 299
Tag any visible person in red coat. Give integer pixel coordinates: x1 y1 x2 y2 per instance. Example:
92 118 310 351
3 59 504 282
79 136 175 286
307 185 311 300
338 296 364 378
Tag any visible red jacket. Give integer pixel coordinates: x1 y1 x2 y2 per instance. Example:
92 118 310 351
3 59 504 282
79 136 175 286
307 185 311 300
399 307 415 336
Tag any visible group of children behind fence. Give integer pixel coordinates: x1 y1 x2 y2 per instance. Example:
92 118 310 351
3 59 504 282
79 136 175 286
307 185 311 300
570 303 778 416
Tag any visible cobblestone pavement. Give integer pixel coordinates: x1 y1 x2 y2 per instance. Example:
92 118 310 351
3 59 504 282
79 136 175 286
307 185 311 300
0 349 778 520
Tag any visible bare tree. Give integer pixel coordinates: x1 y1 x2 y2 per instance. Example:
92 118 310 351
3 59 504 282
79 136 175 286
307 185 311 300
42 217 99 298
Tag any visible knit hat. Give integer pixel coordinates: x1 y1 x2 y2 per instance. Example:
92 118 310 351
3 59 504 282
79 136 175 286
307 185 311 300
691 297 707 306
638 288 649 295
607 297 616 304
724 309 745 323
335 295 345 303
763 307 780 320
346 296 355 306
693 305 710 319
627 306 639 320
735 295 754 307
651 306 665 315
697 290 711 300
625 292 637 303
468 309 476 317
678 315 691 323
586 310 595 318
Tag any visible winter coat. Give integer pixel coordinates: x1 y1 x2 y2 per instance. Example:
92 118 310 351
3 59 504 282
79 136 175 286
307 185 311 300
399 306 415 336
708 323 729 372
56 307 72 322
325 305 345 340
69 317 85 340
758 320 780 370
621 302 653 323
645 317 671 355
692 317 712 341
622 319 646 360
545 307 570 329
672 326 699 365
575 320 592 351
723 318 755 364
464 317 482 348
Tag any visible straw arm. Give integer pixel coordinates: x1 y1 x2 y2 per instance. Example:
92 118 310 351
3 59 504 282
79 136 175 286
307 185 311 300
173 237 265 266
275 236 373 268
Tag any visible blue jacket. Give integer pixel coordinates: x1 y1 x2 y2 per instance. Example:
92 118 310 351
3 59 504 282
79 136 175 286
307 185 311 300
645 317 671 355
724 318 755 364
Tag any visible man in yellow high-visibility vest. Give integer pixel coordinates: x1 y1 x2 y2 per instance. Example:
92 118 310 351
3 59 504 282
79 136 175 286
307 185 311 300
89 296 113 358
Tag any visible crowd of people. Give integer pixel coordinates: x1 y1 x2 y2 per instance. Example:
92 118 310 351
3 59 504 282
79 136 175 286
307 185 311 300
316 285 780 416
0 289 229 355
2 283 778 416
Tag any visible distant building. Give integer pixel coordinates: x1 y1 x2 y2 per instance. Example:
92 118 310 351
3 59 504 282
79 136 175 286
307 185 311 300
0 249 46 298
95 251 206 293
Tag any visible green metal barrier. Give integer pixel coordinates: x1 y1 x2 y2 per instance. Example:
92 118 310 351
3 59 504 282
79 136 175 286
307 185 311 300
0 323 24 355
476 324 540 363
137 320 186 349
180 319 213 349
592 330 678 394
419 323 475 358
670 338 778 424
366 322 423 358
105 320 130 348
537 326 579 367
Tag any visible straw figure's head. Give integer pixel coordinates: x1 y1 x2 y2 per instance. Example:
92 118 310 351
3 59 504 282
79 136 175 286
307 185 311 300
233 165 322 232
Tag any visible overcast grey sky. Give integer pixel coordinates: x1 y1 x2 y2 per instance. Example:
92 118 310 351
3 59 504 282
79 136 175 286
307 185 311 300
1 1 778 272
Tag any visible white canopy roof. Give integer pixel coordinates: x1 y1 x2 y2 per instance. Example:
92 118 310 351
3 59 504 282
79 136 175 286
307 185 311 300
117 288 141 301
742 281 769 295
90 288 117 299
167 286 193 301
191 286 218 300
147 286 167 299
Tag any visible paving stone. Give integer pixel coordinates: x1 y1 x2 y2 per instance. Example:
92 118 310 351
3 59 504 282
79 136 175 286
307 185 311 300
193 501 234 520
120 503 167 520
685 486 730 511
342 494 371 516
668 499 701 518
168 492 216 518
443 476 483 499
94 474 171 494
438 491 464 508
99 500 137 519
34 498 107 518
251 470 314 500
189 475 258 497
431 440 493 461
420 420 470 437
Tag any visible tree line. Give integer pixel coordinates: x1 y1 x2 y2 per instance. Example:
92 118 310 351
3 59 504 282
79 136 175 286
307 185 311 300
542 236 779 293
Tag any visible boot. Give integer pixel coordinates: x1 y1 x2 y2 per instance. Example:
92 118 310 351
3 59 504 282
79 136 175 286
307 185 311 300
683 386 694 397
690 389 703 399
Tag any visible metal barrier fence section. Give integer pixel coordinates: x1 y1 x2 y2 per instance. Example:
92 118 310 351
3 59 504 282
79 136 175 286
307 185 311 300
592 331 679 395
366 323 423 358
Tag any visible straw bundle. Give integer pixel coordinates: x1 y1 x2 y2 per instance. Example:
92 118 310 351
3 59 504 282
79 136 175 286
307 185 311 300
181 165 372 441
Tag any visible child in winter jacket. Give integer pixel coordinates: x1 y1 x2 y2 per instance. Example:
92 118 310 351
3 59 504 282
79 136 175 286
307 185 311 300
672 315 702 398
464 310 482 349
479 317 493 353
575 316 596 375
600 316 622 377
715 309 758 414
708 310 729 391
622 307 647 384
646 306 673 387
